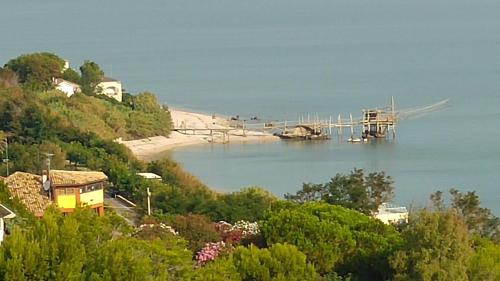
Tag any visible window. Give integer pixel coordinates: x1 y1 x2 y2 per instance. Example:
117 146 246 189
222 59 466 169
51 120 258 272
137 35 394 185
57 188 75 195
80 183 104 193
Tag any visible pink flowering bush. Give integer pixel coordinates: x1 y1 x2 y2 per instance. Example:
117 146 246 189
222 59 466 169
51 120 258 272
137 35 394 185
195 241 230 266
195 221 262 267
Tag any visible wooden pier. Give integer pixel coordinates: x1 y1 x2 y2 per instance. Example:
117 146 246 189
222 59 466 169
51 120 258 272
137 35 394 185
172 97 448 143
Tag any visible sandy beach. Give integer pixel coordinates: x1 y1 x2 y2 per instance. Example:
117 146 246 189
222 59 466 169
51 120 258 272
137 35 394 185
119 109 279 159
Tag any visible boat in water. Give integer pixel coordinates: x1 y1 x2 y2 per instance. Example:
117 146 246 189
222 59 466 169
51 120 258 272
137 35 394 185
348 137 362 143
275 125 329 140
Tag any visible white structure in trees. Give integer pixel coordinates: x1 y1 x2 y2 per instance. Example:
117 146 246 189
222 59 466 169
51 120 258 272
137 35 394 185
374 203 408 225
98 77 123 102
53 78 81 97
137 172 162 181
0 204 15 244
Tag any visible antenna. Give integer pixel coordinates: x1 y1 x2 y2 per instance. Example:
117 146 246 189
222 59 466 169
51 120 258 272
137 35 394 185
44 153 54 173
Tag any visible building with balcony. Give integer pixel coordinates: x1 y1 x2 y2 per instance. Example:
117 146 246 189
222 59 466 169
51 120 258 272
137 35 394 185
98 76 123 102
50 170 107 216
1 170 107 217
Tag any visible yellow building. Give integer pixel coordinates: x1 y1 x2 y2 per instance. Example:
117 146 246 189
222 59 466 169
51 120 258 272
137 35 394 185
50 170 107 216
2 170 107 217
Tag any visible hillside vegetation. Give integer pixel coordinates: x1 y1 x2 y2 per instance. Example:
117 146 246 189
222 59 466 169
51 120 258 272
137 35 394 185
0 52 499 281
39 90 172 140
1 52 172 140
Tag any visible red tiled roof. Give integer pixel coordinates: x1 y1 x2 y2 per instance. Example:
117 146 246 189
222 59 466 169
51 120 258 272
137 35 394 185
50 170 108 186
3 172 52 217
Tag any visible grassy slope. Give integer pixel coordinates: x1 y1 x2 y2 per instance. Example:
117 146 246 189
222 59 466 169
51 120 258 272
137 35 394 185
39 91 171 140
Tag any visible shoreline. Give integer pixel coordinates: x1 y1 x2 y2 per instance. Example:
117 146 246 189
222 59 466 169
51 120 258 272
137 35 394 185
119 108 279 160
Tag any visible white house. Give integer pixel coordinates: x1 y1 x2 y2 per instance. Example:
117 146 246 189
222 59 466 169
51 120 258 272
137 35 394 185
0 204 16 244
98 77 123 102
374 203 408 225
53 78 81 97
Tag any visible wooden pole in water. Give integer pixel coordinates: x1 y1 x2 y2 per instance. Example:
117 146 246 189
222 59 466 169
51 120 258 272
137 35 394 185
329 116 332 135
337 114 342 137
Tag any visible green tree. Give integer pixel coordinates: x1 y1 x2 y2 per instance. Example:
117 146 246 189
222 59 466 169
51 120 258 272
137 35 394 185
286 169 394 214
0 208 87 280
232 243 318 281
170 214 221 252
62 68 81 84
468 237 500 281
8 143 41 173
389 210 472 281
39 141 66 170
430 189 499 242
193 256 241 281
19 104 50 143
148 157 209 192
449 188 499 240
86 237 193 281
261 202 401 278
0 207 142 281
133 92 161 113
62 141 93 168
4 52 64 91
205 187 277 223
0 67 19 87
80 60 103 95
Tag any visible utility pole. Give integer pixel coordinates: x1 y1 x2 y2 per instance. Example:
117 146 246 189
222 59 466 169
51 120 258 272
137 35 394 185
3 137 8 177
44 153 54 200
147 187 152 216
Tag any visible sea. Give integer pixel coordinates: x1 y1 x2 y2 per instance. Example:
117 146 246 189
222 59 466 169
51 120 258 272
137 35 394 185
1 0 499 213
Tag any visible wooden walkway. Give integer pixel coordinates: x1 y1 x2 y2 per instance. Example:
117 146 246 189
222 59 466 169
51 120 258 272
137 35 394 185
173 98 449 141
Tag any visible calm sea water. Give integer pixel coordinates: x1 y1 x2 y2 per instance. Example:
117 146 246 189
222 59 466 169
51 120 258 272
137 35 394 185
2 0 499 213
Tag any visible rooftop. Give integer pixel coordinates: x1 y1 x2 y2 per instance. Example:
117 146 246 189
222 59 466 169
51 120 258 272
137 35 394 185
101 76 119 83
377 203 408 215
0 204 16 219
50 170 108 186
2 172 52 217
53 78 80 88
137 172 162 180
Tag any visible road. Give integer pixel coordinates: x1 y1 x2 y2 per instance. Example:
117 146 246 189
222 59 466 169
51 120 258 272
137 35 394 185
104 194 138 226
